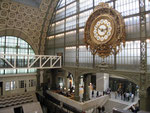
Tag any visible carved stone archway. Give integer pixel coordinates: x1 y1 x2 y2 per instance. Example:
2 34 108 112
63 66 141 86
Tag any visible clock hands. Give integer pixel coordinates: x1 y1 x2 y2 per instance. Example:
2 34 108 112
98 27 108 32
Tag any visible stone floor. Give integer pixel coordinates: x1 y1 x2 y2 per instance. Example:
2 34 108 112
79 90 139 105
110 92 139 105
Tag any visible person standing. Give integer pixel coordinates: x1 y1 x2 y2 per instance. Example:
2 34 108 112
115 91 117 99
97 91 99 97
123 92 126 101
102 106 105 113
92 90 94 97
131 93 134 102
121 91 123 100
97 106 101 113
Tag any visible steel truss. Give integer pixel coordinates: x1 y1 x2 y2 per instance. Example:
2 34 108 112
0 54 61 69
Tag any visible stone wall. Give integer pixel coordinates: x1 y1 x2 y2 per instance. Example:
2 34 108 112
0 74 37 95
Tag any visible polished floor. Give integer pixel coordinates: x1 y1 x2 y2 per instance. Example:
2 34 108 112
79 89 139 105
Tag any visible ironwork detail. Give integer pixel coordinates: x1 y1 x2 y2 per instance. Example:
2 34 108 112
139 0 147 71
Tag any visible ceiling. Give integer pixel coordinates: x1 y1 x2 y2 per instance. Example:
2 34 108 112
13 0 42 7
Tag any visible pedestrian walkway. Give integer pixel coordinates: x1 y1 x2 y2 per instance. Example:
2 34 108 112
79 89 139 105
89 91 139 104
110 92 139 105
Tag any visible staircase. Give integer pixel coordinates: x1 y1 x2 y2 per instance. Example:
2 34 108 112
0 92 37 108
90 95 109 113
104 99 129 113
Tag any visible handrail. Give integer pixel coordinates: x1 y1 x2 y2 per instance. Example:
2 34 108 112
46 90 109 112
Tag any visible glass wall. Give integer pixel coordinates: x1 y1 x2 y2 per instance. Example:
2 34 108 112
46 0 149 70
66 2 76 17
79 0 93 11
79 9 93 27
147 39 150 71
145 0 150 11
65 46 76 66
0 36 36 75
116 41 140 70
125 16 140 40
79 46 93 67
115 0 139 16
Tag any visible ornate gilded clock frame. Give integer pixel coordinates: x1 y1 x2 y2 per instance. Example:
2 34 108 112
84 3 126 58
90 14 116 45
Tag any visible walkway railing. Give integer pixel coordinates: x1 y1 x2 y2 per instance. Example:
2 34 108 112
46 90 109 112
0 54 61 69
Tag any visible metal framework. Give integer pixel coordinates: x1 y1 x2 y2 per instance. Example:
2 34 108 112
47 0 150 70
0 54 61 69
139 0 147 71
139 0 147 92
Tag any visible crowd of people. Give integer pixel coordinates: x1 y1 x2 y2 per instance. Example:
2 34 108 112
115 89 135 102
91 88 112 98
57 85 74 97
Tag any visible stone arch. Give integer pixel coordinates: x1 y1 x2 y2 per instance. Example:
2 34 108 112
82 71 140 87
0 28 38 54
110 73 139 87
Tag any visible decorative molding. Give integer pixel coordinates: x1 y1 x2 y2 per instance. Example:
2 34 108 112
0 0 59 55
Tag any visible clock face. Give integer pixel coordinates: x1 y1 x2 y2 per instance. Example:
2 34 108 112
93 19 112 42
90 15 115 44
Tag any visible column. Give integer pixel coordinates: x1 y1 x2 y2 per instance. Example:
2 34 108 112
83 75 91 101
93 54 95 68
139 90 150 111
76 0 79 67
40 70 44 85
96 73 109 92
51 70 57 90
74 75 80 101
64 71 69 91
64 0 66 66
36 70 41 91
139 0 147 111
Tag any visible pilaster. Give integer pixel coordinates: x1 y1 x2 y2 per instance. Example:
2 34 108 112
83 74 91 101
64 71 69 91
74 72 80 101
139 90 147 111
51 70 57 90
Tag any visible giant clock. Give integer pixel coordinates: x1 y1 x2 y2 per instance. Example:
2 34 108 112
84 3 126 58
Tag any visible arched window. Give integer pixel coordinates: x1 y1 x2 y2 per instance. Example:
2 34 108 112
0 36 36 74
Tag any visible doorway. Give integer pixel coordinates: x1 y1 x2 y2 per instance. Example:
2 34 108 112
0 82 3 96
147 87 150 111
14 106 24 113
